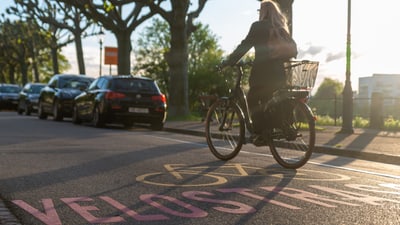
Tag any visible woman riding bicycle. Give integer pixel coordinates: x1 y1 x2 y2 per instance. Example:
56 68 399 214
220 0 297 145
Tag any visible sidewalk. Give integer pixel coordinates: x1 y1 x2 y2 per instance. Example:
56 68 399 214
164 121 400 165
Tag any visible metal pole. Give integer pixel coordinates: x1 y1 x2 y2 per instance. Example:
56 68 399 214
340 0 354 133
99 39 103 77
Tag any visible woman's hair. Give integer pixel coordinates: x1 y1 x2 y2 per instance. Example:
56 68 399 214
259 0 289 33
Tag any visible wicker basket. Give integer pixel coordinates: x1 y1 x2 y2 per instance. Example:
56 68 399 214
284 60 319 90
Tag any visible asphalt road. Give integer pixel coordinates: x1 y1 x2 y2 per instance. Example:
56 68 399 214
1 111 400 225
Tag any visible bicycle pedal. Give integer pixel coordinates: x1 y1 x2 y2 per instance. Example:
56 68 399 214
251 135 270 147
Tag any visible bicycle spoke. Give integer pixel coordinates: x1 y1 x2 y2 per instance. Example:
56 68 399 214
205 100 245 160
269 102 315 169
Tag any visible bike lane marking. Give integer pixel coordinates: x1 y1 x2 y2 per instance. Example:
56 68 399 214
9 134 400 224
136 163 352 187
151 134 400 180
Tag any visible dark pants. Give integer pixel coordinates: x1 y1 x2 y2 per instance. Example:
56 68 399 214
248 60 286 134
248 86 274 134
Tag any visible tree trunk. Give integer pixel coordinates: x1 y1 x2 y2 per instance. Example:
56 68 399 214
32 54 40 82
8 65 15 84
166 3 190 117
20 60 28 85
167 28 189 117
115 31 132 75
74 34 86 75
51 46 59 75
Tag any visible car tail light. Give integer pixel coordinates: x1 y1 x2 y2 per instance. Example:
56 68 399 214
105 91 126 100
152 94 166 104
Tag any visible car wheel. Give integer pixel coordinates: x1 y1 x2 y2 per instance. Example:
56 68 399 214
25 104 31 116
52 100 63 121
38 101 47 120
17 101 23 115
150 121 164 131
92 105 105 128
72 104 82 124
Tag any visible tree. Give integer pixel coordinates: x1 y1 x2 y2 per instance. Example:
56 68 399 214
13 0 97 75
133 19 228 111
310 78 344 117
58 0 157 75
0 15 68 84
144 0 209 117
133 18 170 93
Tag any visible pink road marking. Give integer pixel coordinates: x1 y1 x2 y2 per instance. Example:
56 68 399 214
217 188 301 210
100 196 169 221
140 194 208 218
61 197 125 223
260 186 359 207
12 199 62 225
310 185 400 205
182 191 256 214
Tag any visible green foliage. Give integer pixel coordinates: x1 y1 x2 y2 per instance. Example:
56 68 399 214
133 19 229 112
353 116 369 128
315 114 400 131
384 116 400 131
309 78 343 117
133 18 170 93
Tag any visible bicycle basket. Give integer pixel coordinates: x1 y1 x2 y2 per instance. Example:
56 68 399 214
284 60 319 90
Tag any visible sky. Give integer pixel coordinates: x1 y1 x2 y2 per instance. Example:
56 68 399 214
2 0 400 92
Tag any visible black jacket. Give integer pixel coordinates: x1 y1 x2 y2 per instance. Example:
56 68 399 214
225 20 289 88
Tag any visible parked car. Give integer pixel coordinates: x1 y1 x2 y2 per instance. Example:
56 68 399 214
38 74 95 121
0 83 21 110
17 82 46 115
72 75 167 130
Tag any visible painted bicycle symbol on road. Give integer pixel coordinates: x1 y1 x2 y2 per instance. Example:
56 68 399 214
136 163 351 187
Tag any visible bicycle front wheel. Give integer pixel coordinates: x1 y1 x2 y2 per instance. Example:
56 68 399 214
205 99 245 160
269 101 315 169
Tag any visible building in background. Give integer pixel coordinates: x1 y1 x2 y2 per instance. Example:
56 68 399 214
357 74 400 118
358 74 400 99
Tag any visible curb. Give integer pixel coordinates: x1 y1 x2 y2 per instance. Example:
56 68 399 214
0 199 21 225
163 127 400 166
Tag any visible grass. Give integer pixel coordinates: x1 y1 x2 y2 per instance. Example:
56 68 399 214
316 115 400 131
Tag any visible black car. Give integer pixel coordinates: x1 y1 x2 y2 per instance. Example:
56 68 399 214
17 82 46 115
72 75 167 130
0 83 21 110
38 74 95 121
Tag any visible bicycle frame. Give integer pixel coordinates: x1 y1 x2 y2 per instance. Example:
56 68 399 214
226 63 254 133
223 62 313 135
207 60 318 168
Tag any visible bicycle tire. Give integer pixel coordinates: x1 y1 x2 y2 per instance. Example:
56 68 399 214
205 99 245 160
269 101 315 169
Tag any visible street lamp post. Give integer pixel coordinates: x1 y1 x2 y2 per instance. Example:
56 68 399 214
98 27 105 77
340 0 354 133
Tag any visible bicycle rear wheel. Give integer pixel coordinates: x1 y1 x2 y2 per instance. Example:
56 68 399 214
205 99 245 160
269 101 315 169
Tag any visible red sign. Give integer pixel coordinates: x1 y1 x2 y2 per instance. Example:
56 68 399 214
104 47 118 65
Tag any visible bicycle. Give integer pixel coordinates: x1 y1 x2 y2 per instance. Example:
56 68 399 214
205 60 319 169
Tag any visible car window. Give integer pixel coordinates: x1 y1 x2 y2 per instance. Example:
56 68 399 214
112 79 157 92
48 77 57 88
99 79 109 89
23 84 30 92
0 86 20 93
30 85 44 93
60 77 93 89
88 79 100 90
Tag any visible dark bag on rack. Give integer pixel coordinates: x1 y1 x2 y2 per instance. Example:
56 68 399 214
266 29 297 60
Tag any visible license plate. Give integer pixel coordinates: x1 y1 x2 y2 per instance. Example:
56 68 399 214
129 107 149 113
